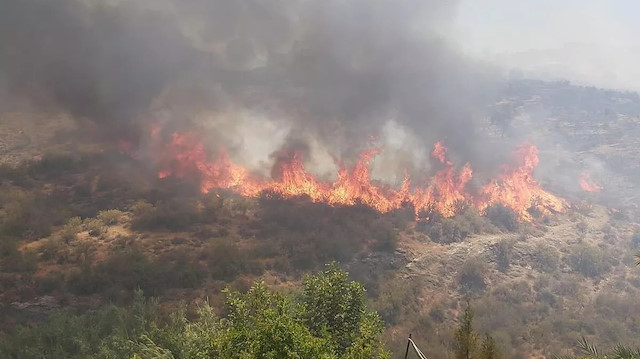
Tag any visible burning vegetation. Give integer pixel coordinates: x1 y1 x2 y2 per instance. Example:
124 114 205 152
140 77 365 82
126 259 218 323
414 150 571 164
156 131 566 221
579 172 603 193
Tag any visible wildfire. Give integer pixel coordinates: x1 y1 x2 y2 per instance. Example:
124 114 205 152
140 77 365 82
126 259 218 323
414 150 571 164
477 142 566 221
157 132 566 221
579 172 602 193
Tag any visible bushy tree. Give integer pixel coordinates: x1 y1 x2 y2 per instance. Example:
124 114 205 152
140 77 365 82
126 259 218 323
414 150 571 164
301 263 389 359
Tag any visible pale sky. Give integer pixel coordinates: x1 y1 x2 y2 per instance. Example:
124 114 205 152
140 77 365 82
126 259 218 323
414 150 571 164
451 0 640 91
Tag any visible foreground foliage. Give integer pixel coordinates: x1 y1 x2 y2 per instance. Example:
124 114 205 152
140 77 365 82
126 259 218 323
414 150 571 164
0 264 389 359
555 337 640 359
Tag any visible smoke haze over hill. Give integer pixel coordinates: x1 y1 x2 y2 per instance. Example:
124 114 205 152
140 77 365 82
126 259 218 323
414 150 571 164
0 0 508 176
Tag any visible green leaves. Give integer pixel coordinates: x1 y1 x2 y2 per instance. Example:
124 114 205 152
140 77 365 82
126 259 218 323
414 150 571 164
0 264 389 359
301 262 389 359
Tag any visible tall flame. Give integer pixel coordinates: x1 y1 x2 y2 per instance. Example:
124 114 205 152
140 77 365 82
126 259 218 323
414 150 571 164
157 132 566 221
476 142 566 221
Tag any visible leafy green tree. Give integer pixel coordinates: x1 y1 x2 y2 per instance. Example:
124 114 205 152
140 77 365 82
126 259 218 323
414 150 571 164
217 282 331 359
301 262 389 359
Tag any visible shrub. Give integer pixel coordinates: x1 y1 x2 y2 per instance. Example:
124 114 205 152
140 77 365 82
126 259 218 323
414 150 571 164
0 236 19 258
84 218 105 237
130 200 156 230
130 199 200 231
67 268 109 295
576 221 589 237
568 245 612 278
532 244 560 273
201 193 225 220
71 241 97 264
457 207 496 234
372 279 422 326
29 150 85 175
206 239 252 282
370 218 398 252
429 302 447 323
495 238 515 272
40 236 66 261
60 217 83 242
66 248 205 296
422 218 471 244
1 190 59 239
459 257 488 293
97 209 124 225
36 272 65 294
485 204 519 232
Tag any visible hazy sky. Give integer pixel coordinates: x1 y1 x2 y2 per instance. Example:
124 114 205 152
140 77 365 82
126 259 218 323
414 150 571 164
452 0 640 91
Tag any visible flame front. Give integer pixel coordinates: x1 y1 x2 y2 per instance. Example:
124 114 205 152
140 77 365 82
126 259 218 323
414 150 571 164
157 132 566 221
476 142 566 221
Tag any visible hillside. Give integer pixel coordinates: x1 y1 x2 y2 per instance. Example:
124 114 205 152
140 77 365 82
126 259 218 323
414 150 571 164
1 80 640 358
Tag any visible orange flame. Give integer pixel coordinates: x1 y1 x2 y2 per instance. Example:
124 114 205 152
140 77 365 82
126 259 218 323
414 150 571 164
157 132 565 221
579 172 602 193
432 141 448 164
476 142 566 221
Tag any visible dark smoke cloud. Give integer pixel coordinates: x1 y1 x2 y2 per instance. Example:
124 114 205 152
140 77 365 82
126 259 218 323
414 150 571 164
0 0 505 167
0 0 196 140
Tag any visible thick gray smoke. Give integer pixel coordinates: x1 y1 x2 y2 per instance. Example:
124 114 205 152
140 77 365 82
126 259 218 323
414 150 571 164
0 0 505 178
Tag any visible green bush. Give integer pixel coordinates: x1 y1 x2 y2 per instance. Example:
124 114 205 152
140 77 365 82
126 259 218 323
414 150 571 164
83 218 105 237
532 244 560 273
66 248 205 296
459 257 488 293
567 245 612 278
60 217 83 242
372 279 422 326
130 200 156 230
97 209 124 225
426 218 471 244
254 198 395 271
39 236 66 261
417 208 493 244
130 199 200 231
28 150 86 176
0 190 60 240
206 238 252 282
495 238 515 272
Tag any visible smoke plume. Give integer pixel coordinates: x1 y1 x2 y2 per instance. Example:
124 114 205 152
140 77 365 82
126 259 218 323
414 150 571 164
0 0 504 177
